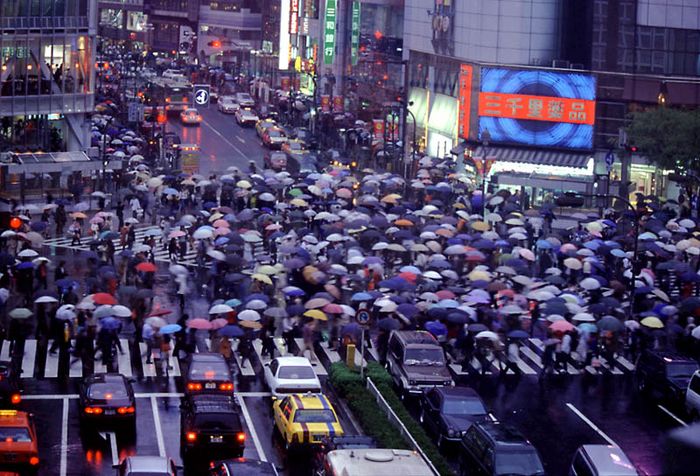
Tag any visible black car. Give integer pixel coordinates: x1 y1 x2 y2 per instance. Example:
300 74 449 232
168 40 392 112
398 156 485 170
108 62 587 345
78 373 136 427
636 350 700 403
181 395 245 461
209 458 278 476
184 353 235 396
0 361 21 407
419 387 489 447
459 422 545 476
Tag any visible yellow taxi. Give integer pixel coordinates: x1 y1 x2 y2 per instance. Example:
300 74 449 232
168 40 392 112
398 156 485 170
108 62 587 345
0 410 39 473
272 393 343 449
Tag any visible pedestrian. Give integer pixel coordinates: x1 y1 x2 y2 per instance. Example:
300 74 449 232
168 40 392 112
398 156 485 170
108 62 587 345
34 261 48 290
540 338 556 378
168 237 178 262
69 221 81 246
299 319 319 362
160 335 172 376
143 323 155 364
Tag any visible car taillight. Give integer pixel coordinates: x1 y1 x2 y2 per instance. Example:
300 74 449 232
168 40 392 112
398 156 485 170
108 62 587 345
10 393 20 404
187 383 202 391
29 456 39 466
84 407 103 414
165 97 171 103
236 432 246 443
219 382 233 391
117 406 135 414
186 432 197 442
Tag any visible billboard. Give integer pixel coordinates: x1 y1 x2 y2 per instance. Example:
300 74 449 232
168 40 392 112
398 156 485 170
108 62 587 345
478 68 596 150
323 0 337 65
457 64 473 139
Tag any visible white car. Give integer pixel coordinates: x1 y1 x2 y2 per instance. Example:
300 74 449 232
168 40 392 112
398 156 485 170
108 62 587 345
235 108 259 126
162 69 185 80
117 456 179 476
235 92 255 108
263 356 321 400
218 96 239 114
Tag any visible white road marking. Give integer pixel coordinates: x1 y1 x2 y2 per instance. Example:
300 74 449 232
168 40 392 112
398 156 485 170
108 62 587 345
150 396 166 458
202 118 247 158
237 136 246 144
60 397 69 476
44 340 59 378
99 431 119 466
0 340 11 361
118 339 133 378
20 391 271 400
658 404 688 427
238 396 267 462
21 339 36 378
139 342 157 377
488 413 498 422
566 403 617 446
69 353 83 378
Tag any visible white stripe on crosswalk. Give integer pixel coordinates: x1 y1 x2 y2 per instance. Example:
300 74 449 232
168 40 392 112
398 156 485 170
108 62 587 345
294 338 328 375
44 340 59 378
21 340 36 379
69 354 83 378
0 341 11 362
139 342 157 377
119 339 133 378
519 346 544 369
167 348 181 377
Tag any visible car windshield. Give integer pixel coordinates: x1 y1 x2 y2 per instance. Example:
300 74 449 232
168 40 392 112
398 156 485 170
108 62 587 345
404 348 445 365
189 361 230 380
88 382 128 400
278 365 316 379
289 142 303 150
0 427 31 442
269 129 284 137
239 94 252 101
294 409 336 423
495 450 544 476
193 413 238 430
442 397 486 415
667 362 700 379
187 110 198 115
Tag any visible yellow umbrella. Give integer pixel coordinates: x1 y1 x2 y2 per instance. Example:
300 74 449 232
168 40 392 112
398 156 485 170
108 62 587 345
640 316 664 329
236 180 252 189
468 270 492 282
251 273 273 285
70 212 87 219
255 265 279 276
304 309 328 321
240 320 262 329
290 198 309 207
471 221 490 231
381 193 402 204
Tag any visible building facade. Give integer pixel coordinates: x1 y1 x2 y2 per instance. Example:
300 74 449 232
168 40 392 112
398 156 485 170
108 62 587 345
98 0 148 49
0 0 97 153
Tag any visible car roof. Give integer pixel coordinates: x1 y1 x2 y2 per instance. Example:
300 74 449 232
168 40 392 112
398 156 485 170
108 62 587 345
474 422 531 447
392 330 439 346
286 393 332 410
430 386 481 399
275 356 313 367
125 456 170 472
643 351 698 363
219 458 278 475
0 410 30 427
580 445 637 475
86 373 127 384
188 394 236 412
190 353 227 363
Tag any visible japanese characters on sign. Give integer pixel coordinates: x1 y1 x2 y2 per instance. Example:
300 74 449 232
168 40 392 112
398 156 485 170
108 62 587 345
290 0 299 34
458 64 473 139
351 2 361 66
478 93 595 125
323 0 337 65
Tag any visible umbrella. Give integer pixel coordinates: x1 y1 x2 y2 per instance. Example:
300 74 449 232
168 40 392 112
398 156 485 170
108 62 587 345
305 297 331 309
475 331 500 341
597 315 624 332
147 308 172 317
640 316 664 329
100 317 121 331
219 325 245 337
283 286 305 297
93 305 114 319
187 318 213 330
9 308 32 319
17 249 38 258
377 317 400 331
209 304 234 314
304 309 328 321
563 257 582 270
160 324 182 335
507 330 529 339
35 295 58 304
136 262 157 273
238 310 261 321
91 293 117 305
550 320 575 333
145 316 167 328
580 277 601 290
240 320 263 329
111 305 132 318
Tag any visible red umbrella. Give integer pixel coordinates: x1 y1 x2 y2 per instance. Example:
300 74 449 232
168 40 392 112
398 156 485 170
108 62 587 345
550 320 575 333
436 290 456 300
322 303 344 314
187 318 213 330
136 262 157 273
91 293 117 305
210 318 228 329
398 272 417 283
148 308 172 317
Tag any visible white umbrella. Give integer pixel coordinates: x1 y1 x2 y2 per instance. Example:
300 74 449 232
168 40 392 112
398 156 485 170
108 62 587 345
238 309 261 321
245 299 268 310
207 250 226 261
193 228 213 239
93 305 114 319
35 295 58 304
580 277 601 290
111 305 132 318
572 313 596 322
17 249 39 258
209 304 234 315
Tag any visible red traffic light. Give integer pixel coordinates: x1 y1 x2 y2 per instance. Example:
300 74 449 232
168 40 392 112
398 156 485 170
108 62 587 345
9 217 21 230
208 40 222 48
156 114 166 124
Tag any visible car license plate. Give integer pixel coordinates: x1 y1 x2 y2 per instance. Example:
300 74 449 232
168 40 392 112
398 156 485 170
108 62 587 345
104 409 115 415
210 435 223 443
205 382 216 389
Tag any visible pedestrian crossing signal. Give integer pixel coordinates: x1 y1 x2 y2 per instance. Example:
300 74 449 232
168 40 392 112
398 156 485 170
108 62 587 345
9 217 21 231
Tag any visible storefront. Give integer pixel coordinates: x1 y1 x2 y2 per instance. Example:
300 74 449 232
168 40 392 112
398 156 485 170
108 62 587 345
426 93 458 157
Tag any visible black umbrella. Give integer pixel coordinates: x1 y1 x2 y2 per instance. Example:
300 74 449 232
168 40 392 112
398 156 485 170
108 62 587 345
377 317 400 331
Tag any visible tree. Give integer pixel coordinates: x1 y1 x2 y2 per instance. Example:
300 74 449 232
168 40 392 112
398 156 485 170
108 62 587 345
626 108 700 172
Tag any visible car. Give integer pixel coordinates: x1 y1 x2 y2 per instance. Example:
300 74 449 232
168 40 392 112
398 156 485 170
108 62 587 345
0 410 39 474
235 92 255 108
264 151 289 171
636 350 700 403
458 421 545 476
569 444 638 476
419 386 489 447
282 139 307 157
324 448 435 476
162 69 186 81
263 356 321 400
209 458 278 476
329 155 358 171
235 108 260 126
184 353 234 396
217 96 239 114
272 393 344 449
287 153 320 177
291 127 318 149
262 127 288 149
78 373 136 427
180 108 202 126
180 395 245 461
256 118 278 138
685 370 700 419
116 456 179 476
0 362 21 408
386 330 454 399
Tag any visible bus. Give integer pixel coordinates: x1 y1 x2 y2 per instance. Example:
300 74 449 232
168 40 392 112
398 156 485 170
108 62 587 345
322 449 435 476
145 78 192 115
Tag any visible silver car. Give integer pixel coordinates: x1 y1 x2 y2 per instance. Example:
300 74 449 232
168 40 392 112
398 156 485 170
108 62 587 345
218 96 239 114
116 456 179 475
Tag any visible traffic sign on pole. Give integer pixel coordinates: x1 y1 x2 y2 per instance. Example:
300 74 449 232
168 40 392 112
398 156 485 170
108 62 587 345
605 150 615 173
192 85 210 108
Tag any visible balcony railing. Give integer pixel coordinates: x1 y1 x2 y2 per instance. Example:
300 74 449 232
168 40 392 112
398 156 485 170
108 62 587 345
0 16 89 30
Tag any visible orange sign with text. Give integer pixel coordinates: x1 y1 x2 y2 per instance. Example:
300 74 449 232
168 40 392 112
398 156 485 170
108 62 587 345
458 64 473 139
478 92 595 125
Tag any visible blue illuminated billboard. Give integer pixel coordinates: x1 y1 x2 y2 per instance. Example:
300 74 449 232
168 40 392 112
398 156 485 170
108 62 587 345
478 68 596 150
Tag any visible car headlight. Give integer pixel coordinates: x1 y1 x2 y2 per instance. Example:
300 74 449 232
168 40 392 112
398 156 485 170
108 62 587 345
447 429 456 438
445 380 454 386
409 379 417 385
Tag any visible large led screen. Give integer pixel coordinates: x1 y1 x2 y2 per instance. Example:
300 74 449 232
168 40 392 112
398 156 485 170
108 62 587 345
478 68 596 150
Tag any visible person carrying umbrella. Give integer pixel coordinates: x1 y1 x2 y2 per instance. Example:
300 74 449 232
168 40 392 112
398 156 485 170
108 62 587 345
160 334 172 376
69 220 81 246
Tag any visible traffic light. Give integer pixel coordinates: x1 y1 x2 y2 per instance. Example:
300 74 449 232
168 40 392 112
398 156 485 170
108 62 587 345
208 40 222 48
624 143 638 153
9 217 22 231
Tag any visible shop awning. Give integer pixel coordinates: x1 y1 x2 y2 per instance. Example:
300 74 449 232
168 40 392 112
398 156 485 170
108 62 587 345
472 146 592 169
428 93 458 138
408 88 429 127
3 151 122 174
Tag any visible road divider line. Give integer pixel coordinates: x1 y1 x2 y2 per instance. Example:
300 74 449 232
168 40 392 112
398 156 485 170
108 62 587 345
237 136 246 144
150 396 166 458
202 118 247 158
60 397 69 476
658 404 688 427
238 397 267 462
566 403 617 446
19 391 271 400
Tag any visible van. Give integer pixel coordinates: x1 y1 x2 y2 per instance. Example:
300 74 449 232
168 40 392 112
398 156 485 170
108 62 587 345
569 445 638 476
685 370 700 420
323 448 434 476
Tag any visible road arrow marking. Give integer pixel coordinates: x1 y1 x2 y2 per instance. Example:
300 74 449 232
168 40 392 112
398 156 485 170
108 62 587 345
98 431 119 466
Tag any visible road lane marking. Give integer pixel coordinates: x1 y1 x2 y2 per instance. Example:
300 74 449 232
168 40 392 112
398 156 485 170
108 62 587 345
566 403 617 446
20 391 272 400
202 118 247 158
237 136 246 144
0 340 11 361
21 339 36 378
658 404 688 427
99 431 119 466
150 396 166 458
139 342 157 377
238 396 267 462
44 340 59 378
118 339 133 377
60 397 69 476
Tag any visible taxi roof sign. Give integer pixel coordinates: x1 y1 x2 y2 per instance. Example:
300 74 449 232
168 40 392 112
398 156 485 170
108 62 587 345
0 410 17 416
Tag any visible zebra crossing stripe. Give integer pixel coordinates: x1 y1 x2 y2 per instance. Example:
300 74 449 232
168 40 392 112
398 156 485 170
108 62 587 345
44 340 60 378
0 341 11 361
21 340 36 379
69 354 83 378
139 342 157 377
119 339 133 378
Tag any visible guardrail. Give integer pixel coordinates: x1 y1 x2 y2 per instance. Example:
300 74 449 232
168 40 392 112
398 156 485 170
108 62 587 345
365 377 440 476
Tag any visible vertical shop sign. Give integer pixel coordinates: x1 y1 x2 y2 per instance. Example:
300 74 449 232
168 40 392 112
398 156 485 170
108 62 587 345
351 2 361 66
323 0 337 65
458 64 473 139
290 0 299 34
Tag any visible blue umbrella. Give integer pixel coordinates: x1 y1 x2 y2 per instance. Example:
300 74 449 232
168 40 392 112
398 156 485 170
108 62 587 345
163 188 179 195
30 222 47 232
351 292 372 301
16 262 33 270
100 317 120 330
160 324 182 334
282 286 306 297
507 330 530 339
396 303 419 319
425 320 447 336
225 298 242 307
100 230 120 240
56 278 78 289
218 325 244 338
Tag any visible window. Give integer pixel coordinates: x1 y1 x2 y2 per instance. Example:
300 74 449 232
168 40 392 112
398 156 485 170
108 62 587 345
690 374 700 394
293 409 336 423
269 359 279 376
278 365 316 379
0 427 31 442
571 451 593 476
